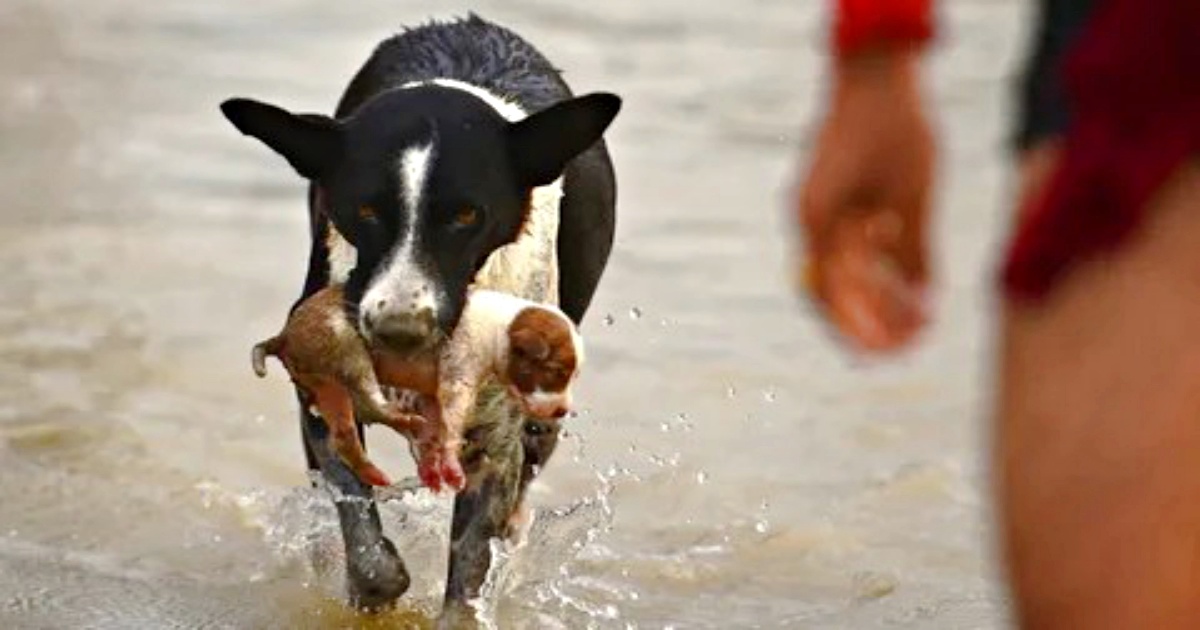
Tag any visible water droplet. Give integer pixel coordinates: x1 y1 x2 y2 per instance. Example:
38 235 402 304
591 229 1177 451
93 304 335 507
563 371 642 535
212 534 223 543
725 385 737 398
754 519 769 534
760 498 770 511
696 471 709 484
762 388 777 403
658 318 670 327
627 443 638 454
7 529 16 538
659 421 670 433
604 604 619 618
254 414 266 424
602 314 615 326
628 307 642 320
629 591 640 601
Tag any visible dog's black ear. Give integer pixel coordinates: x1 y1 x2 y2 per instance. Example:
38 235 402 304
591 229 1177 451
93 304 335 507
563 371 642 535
220 98 341 180
507 93 621 188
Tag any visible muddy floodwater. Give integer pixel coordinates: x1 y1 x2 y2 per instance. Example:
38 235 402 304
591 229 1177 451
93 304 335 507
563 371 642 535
0 0 1029 627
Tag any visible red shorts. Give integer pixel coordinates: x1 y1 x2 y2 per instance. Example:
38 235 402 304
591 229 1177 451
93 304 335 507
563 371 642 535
1001 0 1200 302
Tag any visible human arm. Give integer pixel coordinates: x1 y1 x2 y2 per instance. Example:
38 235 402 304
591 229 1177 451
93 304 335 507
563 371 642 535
793 0 937 352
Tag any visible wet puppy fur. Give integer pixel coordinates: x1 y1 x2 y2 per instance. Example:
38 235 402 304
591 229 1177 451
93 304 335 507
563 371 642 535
506 305 582 419
253 285 586 493
219 14 619 612
250 285 431 489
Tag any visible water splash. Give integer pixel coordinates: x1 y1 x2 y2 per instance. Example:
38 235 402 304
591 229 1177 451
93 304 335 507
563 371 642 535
563 428 589 464
187 421 640 627
482 468 624 628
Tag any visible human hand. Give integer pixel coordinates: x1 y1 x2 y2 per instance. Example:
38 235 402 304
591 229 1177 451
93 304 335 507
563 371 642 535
794 48 936 352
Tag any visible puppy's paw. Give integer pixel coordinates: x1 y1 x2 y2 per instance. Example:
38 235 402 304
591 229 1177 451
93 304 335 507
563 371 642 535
355 460 393 487
416 456 444 493
413 448 465 494
438 451 466 492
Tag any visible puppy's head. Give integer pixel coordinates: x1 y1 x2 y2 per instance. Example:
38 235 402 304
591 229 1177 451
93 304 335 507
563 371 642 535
220 86 620 355
504 305 583 420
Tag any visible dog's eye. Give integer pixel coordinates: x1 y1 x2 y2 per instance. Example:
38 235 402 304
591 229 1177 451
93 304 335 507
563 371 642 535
453 207 479 228
358 205 377 221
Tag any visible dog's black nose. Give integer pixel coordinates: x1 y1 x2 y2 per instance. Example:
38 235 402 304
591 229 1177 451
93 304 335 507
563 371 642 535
370 308 437 352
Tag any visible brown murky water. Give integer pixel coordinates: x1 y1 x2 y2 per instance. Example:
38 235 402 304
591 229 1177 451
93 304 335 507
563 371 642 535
0 1 1031 627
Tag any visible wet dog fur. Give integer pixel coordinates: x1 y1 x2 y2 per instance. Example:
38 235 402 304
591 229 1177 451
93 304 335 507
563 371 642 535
220 14 619 614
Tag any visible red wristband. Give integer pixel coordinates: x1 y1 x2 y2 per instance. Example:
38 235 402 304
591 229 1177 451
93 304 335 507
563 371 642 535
835 0 935 57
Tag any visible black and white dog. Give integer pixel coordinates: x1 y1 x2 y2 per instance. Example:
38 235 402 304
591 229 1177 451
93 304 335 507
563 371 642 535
220 14 620 620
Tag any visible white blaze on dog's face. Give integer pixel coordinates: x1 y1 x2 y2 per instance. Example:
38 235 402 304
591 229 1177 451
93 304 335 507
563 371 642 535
504 306 582 420
356 141 441 345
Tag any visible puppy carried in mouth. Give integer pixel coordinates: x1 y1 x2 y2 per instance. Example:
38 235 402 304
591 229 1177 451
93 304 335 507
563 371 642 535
252 285 584 492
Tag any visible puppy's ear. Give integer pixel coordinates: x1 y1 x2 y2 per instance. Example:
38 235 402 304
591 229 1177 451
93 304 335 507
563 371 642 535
220 98 342 180
510 326 551 362
507 92 621 188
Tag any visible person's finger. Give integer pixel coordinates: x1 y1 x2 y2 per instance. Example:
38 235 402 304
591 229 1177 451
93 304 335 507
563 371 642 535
825 252 895 349
818 211 928 351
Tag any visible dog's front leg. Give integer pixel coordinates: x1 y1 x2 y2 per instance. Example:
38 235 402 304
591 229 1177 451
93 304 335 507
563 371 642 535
299 392 410 610
439 384 526 628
